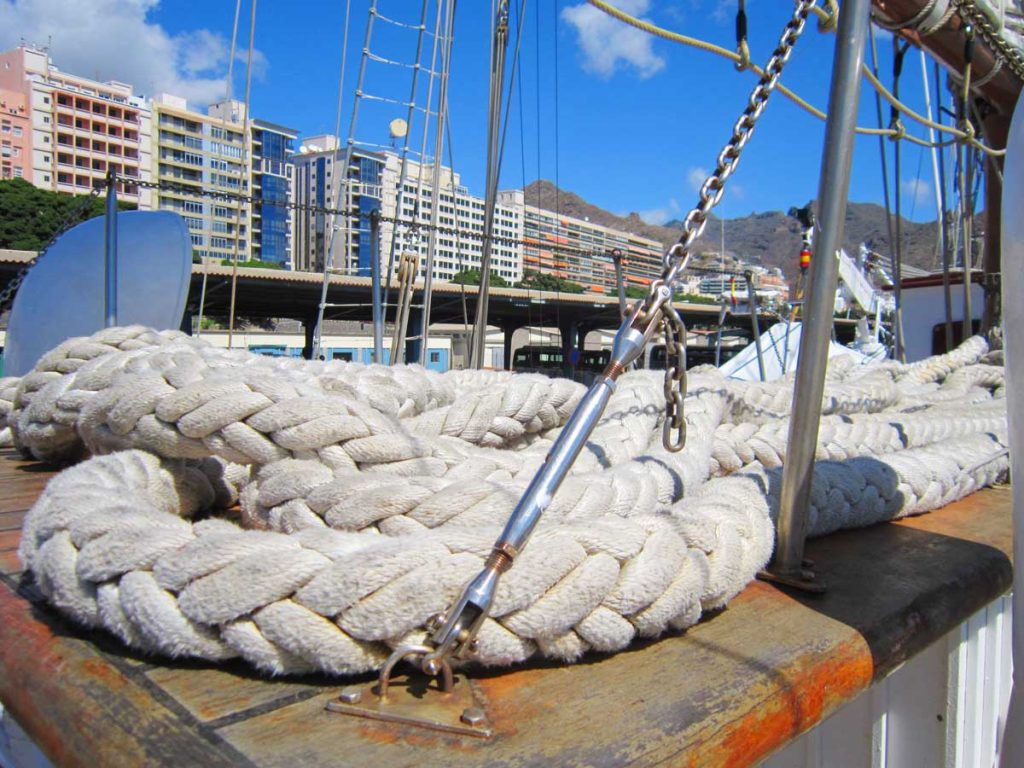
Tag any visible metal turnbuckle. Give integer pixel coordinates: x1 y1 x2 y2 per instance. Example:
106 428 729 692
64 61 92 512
325 643 493 738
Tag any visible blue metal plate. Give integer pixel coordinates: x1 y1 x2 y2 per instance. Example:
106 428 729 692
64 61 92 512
4 211 191 376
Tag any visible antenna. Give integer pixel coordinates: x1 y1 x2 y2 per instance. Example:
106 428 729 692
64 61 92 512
388 118 408 147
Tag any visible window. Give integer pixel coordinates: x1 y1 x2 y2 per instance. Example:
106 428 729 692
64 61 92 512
43 136 50 143
13 167 23 177
13 126 22 137
43 174 50 182
43 96 50 104
429 351 440 364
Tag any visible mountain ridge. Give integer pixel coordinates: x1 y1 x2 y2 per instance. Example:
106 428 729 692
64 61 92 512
523 180 944 284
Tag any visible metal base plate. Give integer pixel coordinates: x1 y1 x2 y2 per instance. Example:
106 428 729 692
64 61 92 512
757 566 827 594
325 673 493 739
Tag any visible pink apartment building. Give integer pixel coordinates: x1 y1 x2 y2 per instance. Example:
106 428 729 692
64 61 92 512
0 88 31 182
0 45 152 207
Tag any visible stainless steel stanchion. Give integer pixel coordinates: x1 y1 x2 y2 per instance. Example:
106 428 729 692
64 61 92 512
764 0 872 591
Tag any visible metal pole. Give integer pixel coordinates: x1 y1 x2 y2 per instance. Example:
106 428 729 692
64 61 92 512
104 169 118 327
744 270 765 382
370 210 384 362
419 0 456 365
714 301 727 367
768 0 871 587
935 63 954 351
611 249 627 318
470 1 510 369
962 136 975 342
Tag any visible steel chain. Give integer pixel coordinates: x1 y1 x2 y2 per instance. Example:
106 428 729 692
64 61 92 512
661 302 687 450
953 0 1024 82
0 184 105 313
631 0 816 450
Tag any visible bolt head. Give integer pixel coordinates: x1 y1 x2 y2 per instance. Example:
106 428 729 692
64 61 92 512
467 638 480 655
339 687 363 704
425 613 444 632
460 706 487 727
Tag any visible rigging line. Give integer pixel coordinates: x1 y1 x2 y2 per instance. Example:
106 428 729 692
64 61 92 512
586 0 1006 156
934 59 954 350
919 49 944 269
530 0 542 349
553 0 562 352
417 0 454 366
227 0 257 351
443 107 469 333
892 38 910 362
381 0 432 351
514 0 529 368
869 23 898 329
198 0 244 339
312 0 353 361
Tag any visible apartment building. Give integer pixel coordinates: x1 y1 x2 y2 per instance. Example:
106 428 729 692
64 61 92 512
385 154 523 284
292 138 523 283
0 88 31 181
0 45 152 206
150 94 250 261
504 197 664 295
250 119 297 267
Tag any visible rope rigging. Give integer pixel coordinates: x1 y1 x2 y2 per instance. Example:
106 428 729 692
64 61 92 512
585 0 1010 157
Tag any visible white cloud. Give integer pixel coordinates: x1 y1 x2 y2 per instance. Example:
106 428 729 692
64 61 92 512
561 0 666 79
637 197 681 225
687 167 709 193
0 0 267 107
710 0 736 24
901 178 932 207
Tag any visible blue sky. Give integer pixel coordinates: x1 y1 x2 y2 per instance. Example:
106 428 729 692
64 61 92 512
2 0 959 223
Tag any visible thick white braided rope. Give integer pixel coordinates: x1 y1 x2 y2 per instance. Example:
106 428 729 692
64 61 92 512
10 327 1008 676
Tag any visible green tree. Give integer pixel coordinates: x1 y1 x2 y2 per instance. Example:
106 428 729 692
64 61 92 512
516 268 585 294
0 178 135 250
450 267 509 288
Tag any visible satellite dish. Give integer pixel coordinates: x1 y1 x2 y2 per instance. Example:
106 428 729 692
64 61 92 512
389 118 408 139
4 211 191 376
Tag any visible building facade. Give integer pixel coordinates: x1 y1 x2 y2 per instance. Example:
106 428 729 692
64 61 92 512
0 88 31 181
504 196 664 295
0 45 152 206
250 119 296 267
150 94 251 262
292 139 523 283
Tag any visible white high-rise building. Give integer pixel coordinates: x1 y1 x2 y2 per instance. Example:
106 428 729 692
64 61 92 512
291 139 524 283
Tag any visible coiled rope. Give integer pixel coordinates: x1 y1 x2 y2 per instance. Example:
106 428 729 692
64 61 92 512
6 325 1007 676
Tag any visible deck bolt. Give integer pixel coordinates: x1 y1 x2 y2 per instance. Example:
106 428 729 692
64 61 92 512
460 706 487 727
339 687 363 704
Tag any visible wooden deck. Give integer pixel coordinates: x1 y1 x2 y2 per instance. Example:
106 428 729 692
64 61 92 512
0 449 1013 767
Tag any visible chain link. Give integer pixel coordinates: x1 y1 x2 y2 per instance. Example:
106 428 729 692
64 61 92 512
0 184 105 313
661 302 688 451
953 0 1024 82
631 0 815 451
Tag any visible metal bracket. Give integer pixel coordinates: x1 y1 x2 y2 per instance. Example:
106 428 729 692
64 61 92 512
325 672 493 739
757 559 827 594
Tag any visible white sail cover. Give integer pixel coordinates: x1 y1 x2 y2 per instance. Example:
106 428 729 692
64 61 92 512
718 321 876 381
